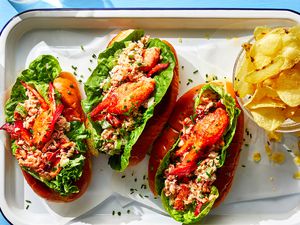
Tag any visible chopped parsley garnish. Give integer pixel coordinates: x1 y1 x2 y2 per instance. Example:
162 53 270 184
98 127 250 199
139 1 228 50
186 78 193 86
71 65 77 71
193 70 199 74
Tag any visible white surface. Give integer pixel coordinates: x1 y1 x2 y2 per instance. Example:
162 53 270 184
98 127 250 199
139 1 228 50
0 9 300 225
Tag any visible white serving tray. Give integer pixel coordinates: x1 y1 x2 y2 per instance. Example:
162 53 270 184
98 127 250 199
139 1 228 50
1 9 300 225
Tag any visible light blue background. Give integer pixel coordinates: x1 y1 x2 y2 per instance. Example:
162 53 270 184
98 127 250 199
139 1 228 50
0 0 300 224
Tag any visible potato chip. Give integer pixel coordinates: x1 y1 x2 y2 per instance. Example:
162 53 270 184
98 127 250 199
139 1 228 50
283 106 299 117
254 26 271 41
269 27 287 35
234 56 255 98
290 107 300 123
252 52 272 70
255 33 282 57
275 64 300 107
245 56 284 83
290 25 300 39
246 98 286 109
262 77 277 88
244 86 286 109
251 107 286 131
281 47 300 70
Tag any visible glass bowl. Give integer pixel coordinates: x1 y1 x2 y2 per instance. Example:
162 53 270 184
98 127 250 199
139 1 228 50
232 43 300 133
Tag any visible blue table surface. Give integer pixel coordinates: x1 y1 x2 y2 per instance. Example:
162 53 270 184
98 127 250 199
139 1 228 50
1 0 300 224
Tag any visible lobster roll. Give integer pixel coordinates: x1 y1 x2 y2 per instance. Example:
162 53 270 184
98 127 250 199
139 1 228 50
83 29 179 171
148 82 244 223
1 55 91 202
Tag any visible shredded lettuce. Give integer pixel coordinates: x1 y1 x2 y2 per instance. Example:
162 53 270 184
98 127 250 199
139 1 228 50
67 121 89 153
23 154 85 196
155 83 240 224
4 55 88 197
83 30 176 171
161 186 219 224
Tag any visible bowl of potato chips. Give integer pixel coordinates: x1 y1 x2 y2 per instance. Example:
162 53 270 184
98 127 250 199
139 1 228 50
233 25 300 133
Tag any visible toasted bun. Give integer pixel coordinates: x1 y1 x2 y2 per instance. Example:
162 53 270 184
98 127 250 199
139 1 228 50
23 72 92 202
148 82 244 205
86 30 179 165
107 29 136 47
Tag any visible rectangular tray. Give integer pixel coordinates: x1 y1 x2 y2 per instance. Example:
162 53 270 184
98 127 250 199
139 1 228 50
1 9 300 225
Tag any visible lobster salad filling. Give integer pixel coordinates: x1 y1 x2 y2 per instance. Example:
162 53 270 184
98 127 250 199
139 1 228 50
1 80 87 195
90 35 169 155
163 89 230 216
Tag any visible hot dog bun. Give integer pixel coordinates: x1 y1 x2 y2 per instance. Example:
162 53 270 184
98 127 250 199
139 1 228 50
23 72 91 202
148 81 244 207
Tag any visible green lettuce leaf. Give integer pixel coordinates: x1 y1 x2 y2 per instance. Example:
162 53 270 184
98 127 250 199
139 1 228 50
5 55 61 122
155 83 240 224
83 30 176 171
23 154 85 196
161 186 219 224
67 121 89 153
